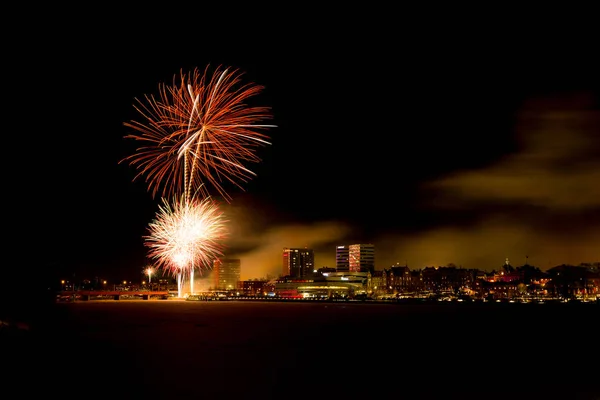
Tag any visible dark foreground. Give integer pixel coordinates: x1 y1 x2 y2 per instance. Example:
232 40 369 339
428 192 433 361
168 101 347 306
2 300 598 399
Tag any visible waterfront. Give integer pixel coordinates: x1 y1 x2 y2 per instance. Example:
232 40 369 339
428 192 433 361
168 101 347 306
3 300 598 399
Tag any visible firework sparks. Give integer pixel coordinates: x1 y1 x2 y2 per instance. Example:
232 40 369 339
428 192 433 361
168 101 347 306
145 196 229 297
122 65 276 203
144 266 156 283
123 65 275 295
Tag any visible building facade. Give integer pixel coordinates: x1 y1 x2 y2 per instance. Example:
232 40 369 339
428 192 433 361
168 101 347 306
349 243 375 273
213 258 241 291
336 245 350 272
282 248 314 278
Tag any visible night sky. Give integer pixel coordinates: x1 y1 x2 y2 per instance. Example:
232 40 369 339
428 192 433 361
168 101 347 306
9 12 599 283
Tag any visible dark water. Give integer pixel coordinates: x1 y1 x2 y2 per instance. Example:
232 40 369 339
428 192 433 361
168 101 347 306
3 300 598 399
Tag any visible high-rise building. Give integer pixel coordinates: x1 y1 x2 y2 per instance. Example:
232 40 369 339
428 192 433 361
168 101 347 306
282 248 314 278
349 243 375 273
336 245 350 272
213 258 241 290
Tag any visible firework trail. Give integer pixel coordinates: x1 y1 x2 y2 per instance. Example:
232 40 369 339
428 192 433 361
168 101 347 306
122 65 276 204
145 196 228 297
143 266 156 284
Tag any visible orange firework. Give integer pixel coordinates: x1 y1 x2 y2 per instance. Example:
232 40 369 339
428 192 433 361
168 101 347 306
122 65 275 203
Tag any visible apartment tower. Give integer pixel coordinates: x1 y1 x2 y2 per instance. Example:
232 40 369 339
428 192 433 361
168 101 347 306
282 248 314 278
213 258 241 291
349 243 375 273
336 245 350 272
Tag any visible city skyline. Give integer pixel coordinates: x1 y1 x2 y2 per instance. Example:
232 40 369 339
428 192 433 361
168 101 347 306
9 15 599 284
215 246 596 282
56 243 600 284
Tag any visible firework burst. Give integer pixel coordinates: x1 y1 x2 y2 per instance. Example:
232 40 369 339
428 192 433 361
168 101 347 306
123 65 274 296
145 196 228 278
122 65 276 203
